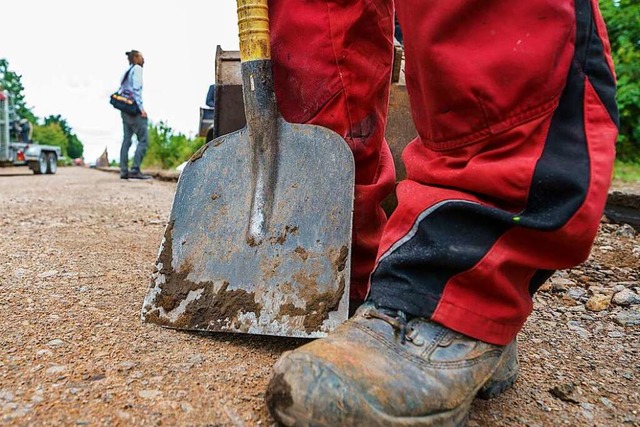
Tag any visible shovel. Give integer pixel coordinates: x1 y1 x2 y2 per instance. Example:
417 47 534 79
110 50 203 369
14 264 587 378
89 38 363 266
141 0 355 338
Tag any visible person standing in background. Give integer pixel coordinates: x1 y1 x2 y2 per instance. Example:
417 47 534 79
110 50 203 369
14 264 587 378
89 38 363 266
19 119 32 143
205 84 216 109
118 50 150 180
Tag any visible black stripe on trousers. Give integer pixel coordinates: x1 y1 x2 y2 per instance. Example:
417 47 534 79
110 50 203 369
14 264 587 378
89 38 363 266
368 0 618 316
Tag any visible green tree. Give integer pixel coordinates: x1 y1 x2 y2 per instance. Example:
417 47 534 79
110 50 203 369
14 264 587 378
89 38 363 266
44 115 84 158
142 122 205 170
0 58 37 123
67 136 84 159
32 122 69 156
600 0 640 161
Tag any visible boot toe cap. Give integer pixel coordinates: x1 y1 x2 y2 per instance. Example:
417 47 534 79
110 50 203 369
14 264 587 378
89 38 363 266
267 352 367 426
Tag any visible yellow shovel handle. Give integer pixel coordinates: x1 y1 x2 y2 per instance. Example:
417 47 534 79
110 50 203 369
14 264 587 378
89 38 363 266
237 0 270 62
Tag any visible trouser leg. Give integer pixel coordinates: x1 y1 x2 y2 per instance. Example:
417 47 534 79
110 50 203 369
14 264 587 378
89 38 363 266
368 0 618 345
120 112 134 174
269 0 396 300
131 116 149 172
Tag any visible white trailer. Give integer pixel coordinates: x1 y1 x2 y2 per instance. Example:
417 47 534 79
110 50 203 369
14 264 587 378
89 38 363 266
0 91 61 174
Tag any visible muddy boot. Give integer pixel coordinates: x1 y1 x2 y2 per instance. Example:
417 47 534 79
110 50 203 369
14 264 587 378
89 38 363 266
266 303 518 427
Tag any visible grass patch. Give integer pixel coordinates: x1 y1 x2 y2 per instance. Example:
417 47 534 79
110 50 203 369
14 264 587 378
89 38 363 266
614 160 640 182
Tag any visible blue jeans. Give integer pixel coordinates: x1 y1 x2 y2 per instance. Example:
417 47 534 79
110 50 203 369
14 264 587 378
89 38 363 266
120 112 148 175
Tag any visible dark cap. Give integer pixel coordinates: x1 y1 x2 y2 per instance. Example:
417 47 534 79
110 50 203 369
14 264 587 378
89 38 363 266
125 50 140 56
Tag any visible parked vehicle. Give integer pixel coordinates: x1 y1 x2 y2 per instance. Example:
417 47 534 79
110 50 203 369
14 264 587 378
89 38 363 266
0 91 62 174
198 47 246 142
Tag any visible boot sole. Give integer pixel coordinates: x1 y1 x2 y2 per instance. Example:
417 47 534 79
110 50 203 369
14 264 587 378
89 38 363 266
476 371 518 400
477 340 519 400
272 377 517 427
273 396 473 427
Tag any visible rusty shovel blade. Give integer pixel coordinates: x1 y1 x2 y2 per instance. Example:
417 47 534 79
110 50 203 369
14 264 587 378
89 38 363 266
142 1 355 338
141 115 355 338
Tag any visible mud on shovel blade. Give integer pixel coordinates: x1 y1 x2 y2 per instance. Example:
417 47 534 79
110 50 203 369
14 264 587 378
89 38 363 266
140 0 355 338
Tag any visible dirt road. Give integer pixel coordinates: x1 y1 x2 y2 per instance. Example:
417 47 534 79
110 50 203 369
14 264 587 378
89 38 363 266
1 167 639 426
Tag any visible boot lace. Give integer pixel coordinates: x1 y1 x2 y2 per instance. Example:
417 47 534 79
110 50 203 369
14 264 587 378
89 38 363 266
363 306 409 344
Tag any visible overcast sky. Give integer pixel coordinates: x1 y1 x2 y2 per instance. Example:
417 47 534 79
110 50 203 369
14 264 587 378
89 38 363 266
1 0 240 162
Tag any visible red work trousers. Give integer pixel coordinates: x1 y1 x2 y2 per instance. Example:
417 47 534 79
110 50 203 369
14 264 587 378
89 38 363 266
269 0 618 345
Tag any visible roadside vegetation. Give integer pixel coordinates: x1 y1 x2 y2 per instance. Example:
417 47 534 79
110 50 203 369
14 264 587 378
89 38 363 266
600 0 640 167
141 122 205 170
613 160 640 182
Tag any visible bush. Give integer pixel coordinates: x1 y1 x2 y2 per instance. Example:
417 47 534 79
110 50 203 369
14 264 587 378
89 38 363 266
142 122 205 170
613 160 640 182
600 0 640 162
32 122 68 156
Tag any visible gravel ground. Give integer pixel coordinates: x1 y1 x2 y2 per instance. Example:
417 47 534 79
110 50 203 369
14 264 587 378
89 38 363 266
1 167 639 426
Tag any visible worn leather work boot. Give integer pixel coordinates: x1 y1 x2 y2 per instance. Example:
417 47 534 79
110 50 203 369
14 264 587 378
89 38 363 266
266 304 518 427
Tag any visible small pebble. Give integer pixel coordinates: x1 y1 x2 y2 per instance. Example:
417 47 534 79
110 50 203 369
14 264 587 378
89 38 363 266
600 397 615 409
613 284 626 293
615 310 640 326
46 365 67 375
551 278 575 292
568 287 587 300
37 270 58 279
138 390 162 399
613 289 640 306
586 295 611 312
